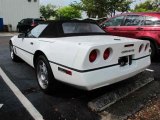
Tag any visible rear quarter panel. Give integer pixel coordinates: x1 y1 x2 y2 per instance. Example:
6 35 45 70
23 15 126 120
37 40 91 69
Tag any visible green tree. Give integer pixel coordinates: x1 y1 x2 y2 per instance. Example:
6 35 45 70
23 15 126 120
40 4 57 20
152 0 160 11
56 6 81 20
132 0 160 12
105 0 132 17
71 0 133 18
116 0 133 14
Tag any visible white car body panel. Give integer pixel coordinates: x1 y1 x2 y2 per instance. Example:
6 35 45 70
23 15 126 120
11 35 151 90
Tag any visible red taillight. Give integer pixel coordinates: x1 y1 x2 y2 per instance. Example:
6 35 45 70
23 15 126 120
139 44 144 53
58 67 72 76
145 43 149 51
66 70 72 75
89 50 97 63
103 48 110 60
31 22 36 27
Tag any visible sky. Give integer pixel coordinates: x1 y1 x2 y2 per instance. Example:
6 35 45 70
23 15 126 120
40 0 80 6
40 0 146 8
131 0 146 8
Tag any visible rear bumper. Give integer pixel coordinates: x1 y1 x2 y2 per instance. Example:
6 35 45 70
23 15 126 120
50 56 151 90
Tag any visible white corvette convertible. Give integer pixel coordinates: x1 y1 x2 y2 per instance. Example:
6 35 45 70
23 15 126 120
10 20 151 93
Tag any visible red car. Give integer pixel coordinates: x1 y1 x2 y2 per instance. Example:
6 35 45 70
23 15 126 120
100 12 160 59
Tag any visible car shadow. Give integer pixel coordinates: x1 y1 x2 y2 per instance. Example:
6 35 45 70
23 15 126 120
151 55 160 63
48 75 143 102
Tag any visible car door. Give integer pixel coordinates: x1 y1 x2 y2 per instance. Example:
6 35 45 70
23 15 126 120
116 15 145 38
139 16 160 45
101 15 125 36
16 24 48 66
142 16 160 38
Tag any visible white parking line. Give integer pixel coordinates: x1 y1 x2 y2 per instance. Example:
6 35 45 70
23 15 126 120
0 104 3 109
146 69 154 72
0 67 44 120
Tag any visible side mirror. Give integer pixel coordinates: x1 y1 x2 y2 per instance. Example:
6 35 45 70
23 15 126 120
18 33 26 38
100 24 107 29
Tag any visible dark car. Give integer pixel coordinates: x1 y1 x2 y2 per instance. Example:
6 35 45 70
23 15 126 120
17 18 44 33
100 12 160 59
83 17 108 24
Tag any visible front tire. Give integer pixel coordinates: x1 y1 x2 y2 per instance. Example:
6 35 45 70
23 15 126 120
9 42 20 62
35 55 56 93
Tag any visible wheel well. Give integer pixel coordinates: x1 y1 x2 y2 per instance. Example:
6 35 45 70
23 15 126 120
9 40 12 45
33 51 46 67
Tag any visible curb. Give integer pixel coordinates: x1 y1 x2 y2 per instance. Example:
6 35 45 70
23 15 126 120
0 32 19 37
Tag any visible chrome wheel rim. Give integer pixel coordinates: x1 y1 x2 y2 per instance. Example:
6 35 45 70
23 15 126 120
37 60 49 89
10 45 14 59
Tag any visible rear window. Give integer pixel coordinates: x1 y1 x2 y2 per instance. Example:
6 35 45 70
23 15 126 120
24 19 32 24
124 15 144 26
144 16 160 26
34 19 44 24
62 22 105 34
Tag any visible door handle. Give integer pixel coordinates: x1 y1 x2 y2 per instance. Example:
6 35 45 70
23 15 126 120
136 27 143 30
30 42 34 45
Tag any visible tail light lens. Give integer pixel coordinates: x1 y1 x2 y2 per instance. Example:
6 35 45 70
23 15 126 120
31 22 36 27
139 44 144 53
103 48 110 60
145 43 149 51
89 50 97 63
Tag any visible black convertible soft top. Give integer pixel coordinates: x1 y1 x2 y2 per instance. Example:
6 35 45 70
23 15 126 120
39 20 107 38
41 19 98 24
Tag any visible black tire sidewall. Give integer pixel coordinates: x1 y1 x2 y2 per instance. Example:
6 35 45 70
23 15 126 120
150 42 156 59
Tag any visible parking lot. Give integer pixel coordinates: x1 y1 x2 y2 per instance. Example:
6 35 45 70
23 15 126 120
0 36 160 120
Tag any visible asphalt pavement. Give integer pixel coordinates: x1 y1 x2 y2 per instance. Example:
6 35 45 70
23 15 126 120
0 36 160 120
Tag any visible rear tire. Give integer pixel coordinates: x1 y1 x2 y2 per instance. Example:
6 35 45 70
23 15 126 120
35 55 56 94
150 42 156 59
141 39 157 60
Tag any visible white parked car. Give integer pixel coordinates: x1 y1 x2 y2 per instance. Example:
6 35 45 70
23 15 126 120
10 20 151 93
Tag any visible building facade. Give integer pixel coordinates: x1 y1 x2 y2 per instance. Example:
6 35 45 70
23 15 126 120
0 0 40 31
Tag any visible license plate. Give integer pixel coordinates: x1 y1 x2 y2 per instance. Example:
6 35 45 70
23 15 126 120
118 55 132 67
